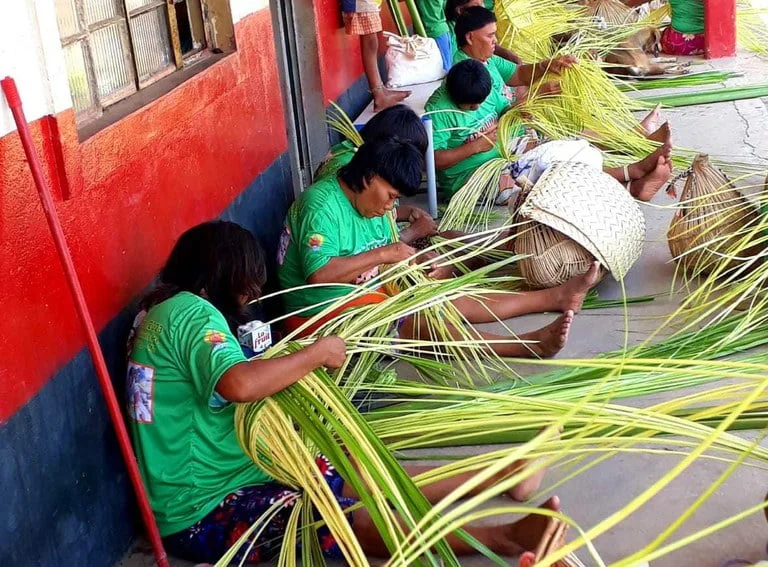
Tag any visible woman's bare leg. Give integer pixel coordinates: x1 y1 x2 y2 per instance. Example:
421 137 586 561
400 310 574 358
351 496 563 557
450 262 601 322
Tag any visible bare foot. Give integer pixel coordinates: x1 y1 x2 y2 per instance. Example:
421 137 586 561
639 103 662 133
373 88 411 111
646 120 670 144
495 496 562 556
629 155 673 202
627 132 672 179
520 311 574 358
551 261 602 313
504 426 564 502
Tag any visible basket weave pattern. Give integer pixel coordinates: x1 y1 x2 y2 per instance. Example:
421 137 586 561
667 154 759 275
514 161 646 287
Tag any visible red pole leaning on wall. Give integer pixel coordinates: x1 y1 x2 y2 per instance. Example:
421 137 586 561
1 77 170 567
704 0 737 59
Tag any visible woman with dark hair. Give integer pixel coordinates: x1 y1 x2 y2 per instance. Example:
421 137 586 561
279 137 602 357
128 219 569 564
316 104 429 181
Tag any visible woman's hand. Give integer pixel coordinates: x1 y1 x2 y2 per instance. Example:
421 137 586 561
468 126 498 153
409 215 438 240
382 241 418 264
539 81 562 96
547 55 577 75
311 336 347 369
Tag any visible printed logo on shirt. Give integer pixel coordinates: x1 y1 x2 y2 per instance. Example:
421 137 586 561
308 233 325 251
204 330 228 352
126 362 154 423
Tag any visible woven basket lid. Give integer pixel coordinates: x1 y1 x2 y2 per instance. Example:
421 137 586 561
518 161 646 279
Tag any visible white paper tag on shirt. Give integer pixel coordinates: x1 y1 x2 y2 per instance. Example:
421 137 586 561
237 320 273 357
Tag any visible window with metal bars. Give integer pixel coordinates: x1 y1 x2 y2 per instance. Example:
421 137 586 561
55 0 231 125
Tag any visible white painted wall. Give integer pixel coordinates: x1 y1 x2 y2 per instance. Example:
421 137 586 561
0 0 269 138
230 0 270 24
0 0 72 138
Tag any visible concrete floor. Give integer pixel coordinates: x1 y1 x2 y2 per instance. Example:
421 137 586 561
120 52 768 567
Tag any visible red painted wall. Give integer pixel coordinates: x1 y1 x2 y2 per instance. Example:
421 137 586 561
0 10 287 422
313 0 411 102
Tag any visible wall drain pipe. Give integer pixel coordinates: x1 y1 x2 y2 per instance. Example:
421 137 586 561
1 77 169 567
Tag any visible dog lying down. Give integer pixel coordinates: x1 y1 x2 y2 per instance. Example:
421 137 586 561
602 26 691 77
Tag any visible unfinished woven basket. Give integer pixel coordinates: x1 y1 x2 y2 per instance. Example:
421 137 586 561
667 154 759 275
515 161 645 287
584 0 639 26
514 220 600 288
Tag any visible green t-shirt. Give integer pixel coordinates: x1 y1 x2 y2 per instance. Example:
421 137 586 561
453 49 517 95
417 0 450 38
278 176 394 316
669 0 704 35
425 82 514 198
127 292 271 536
316 140 356 181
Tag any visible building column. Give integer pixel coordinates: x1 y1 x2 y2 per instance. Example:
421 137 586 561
705 0 737 59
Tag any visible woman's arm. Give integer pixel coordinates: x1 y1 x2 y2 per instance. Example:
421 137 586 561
508 56 577 86
494 45 523 65
216 337 347 402
435 131 496 170
308 241 417 284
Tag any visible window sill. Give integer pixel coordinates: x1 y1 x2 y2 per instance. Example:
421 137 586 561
77 51 227 142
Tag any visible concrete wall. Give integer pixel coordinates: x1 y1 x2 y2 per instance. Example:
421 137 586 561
0 0 372 563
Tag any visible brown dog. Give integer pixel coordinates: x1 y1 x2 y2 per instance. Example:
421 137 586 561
603 26 688 76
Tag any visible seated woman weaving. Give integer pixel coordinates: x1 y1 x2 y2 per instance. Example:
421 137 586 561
427 59 673 202
128 220 573 565
278 137 601 357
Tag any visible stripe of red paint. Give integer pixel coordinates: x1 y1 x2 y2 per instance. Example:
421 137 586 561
704 0 737 59
0 10 287 422
314 0 411 103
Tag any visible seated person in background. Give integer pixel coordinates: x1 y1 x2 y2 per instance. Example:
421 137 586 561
446 0 522 64
428 60 673 203
454 7 667 138
317 105 429 181
453 7 574 103
278 136 602 357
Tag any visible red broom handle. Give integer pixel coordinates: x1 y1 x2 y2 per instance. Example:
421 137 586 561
1 77 169 567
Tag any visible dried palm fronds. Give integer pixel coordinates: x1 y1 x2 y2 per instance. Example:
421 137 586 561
738 0 768 58
668 154 760 276
584 0 639 27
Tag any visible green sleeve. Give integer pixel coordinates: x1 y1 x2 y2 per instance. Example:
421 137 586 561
295 207 341 278
177 302 248 406
493 56 517 84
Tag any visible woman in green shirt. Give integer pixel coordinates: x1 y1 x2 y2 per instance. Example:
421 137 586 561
129 220 568 564
661 0 705 56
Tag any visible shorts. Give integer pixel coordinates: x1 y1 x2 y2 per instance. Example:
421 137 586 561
342 0 382 35
163 456 356 565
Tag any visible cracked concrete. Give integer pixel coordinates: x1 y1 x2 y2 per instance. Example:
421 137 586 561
119 52 768 567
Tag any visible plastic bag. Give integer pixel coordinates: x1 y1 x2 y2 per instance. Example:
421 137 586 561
384 32 446 89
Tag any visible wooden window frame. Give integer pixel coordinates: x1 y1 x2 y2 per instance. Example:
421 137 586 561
57 0 214 126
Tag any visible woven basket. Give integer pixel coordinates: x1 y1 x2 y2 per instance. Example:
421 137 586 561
514 221 604 288
667 154 759 275
514 161 645 286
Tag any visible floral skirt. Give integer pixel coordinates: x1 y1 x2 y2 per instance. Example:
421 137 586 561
661 27 705 56
163 456 356 565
